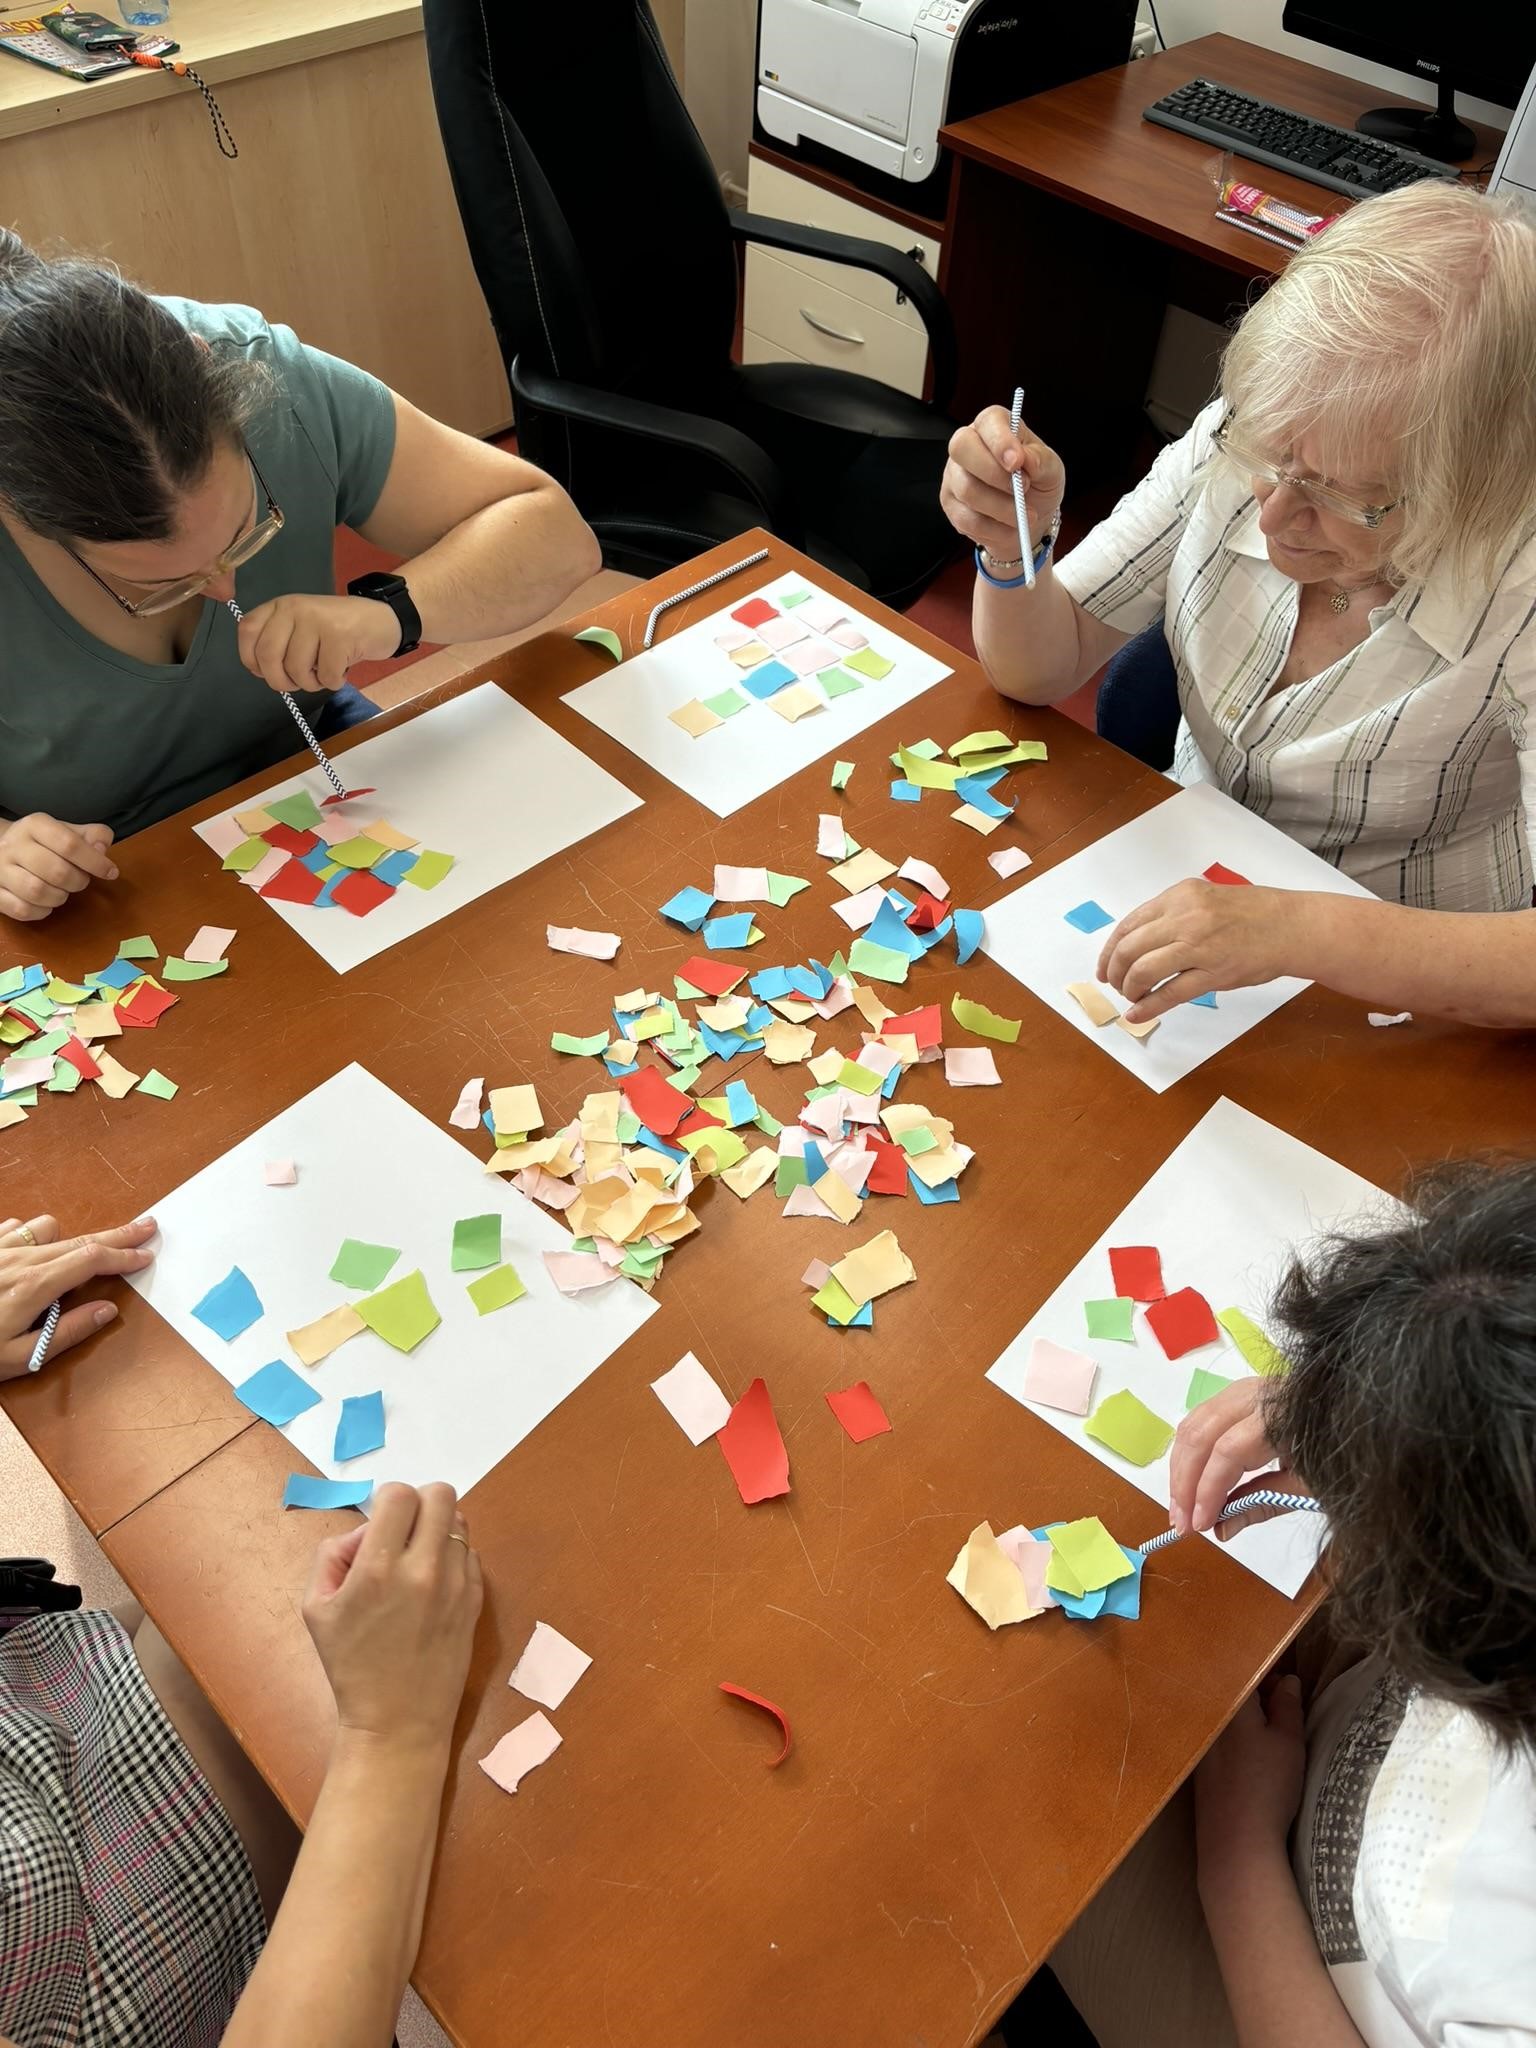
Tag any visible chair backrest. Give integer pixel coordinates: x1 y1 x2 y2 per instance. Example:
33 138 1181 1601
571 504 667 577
422 0 740 403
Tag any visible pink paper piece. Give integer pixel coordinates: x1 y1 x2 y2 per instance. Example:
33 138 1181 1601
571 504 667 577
827 623 868 651
831 884 887 932
312 813 359 845
547 925 621 960
199 814 248 859
712 864 770 903
755 614 810 651
508 1620 592 1710
714 628 754 653
651 1351 733 1445
897 856 949 899
1023 1336 1098 1416
811 981 855 1021
782 641 831 677
944 1047 1001 1087
238 848 290 891
988 847 1032 880
479 1711 562 1794
262 1159 297 1186
798 599 845 636
543 1250 618 1293
184 924 237 963
449 1076 484 1130
997 1524 1053 1612
801 1258 832 1290
516 1165 580 1211
817 815 848 859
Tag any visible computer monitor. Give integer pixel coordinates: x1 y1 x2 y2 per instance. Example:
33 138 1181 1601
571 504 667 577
1281 2 1536 162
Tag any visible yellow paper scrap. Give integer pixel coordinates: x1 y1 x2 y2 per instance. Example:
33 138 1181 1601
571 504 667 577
768 682 823 722
763 1020 817 1065
669 697 724 738
806 1049 845 1087
1216 1306 1291 1378
1116 1014 1160 1042
878 1032 920 1067
952 803 1003 835
360 819 418 851
947 729 1015 758
720 1149 776 1200
287 1302 367 1367
851 985 894 1030
484 1136 564 1175
950 994 1021 1043
615 987 659 1012
490 1084 543 1135
947 1522 1038 1629
71 1000 122 1040
607 1037 639 1066
879 1102 953 1147
837 1059 883 1095
697 996 752 1031
0 1099 27 1129
895 747 965 791
1066 981 1119 1027
233 804 278 835
907 1144 968 1189
579 1091 622 1144
827 847 897 893
629 1006 672 1042
1084 1389 1176 1466
830 1229 914 1309
812 1170 862 1225
1047 1517 1135 1593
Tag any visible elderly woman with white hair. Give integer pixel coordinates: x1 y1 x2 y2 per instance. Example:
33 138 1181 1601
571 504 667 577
940 180 1536 1027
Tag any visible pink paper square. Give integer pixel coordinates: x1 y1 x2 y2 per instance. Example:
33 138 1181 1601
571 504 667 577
262 1159 297 1186
827 622 868 651
755 614 810 651
1022 1336 1098 1415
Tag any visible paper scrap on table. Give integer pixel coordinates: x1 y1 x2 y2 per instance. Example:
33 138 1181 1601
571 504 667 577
282 1474 371 1511
183 925 237 964
1085 1388 1176 1466
1216 1305 1290 1377
235 1359 321 1427
719 1682 793 1766
356 1270 440 1352
287 1302 367 1367
988 847 1031 879
449 1077 484 1129
825 1381 891 1443
651 1351 732 1445
138 1069 177 1100
574 625 623 661
547 925 622 960
1022 1336 1097 1415
509 1620 592 1711
1048 1517 1135 1594
828 846 896 893
948 1521 1040 1628
830 760 855 790
943 1047 1000 1087
950 994 1020 1043
467 1264 526 1314
1368 1011 1413 1028
191 1266 263 1342
953 804 1002 835
334 1390 386 1462
480 1711 562 1794
717 1377 790 1504
116 935 157 959
330 1238 401 1291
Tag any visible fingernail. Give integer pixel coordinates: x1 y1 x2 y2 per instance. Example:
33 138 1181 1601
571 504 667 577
1193 1510 1210 1533
135 1216 155 1229
105 866 119 880
93 1304 117 1327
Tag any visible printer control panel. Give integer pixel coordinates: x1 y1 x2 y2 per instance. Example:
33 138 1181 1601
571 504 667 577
915 0 966 33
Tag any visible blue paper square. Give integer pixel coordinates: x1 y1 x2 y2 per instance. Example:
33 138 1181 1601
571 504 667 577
908 1170 959 1205
234 1359 321 1427
698 1021 761 1062
745 1003 775 1032
954 776 1014 820
90 957 143 991
334 1390 386 1463
282 1473 372 1511
702 912 756 950
740 659 796 699
951 907 984 966
314 871 347 909
889 780 922 802
635 1125 687 1164
1189 991 1219 1010
660 885 715 931
1064 900 1115 935
372 849 419 888
749 966 795 1000
191 1266 264 1342
299 842 334 875
724 1079 757 1127
829 1298 875 1328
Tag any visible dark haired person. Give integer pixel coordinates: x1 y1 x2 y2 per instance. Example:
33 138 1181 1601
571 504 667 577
1036 1159 1536 2048
0 230 600 923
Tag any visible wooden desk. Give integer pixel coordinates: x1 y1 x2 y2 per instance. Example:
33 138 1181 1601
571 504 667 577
8 533 1536 2045
938 32 1506 479
0 0 509 436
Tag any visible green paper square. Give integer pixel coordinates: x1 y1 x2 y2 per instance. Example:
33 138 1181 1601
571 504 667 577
265 789 324 832
818 666 863 699
615 1110 641 1143
1047 1516 1135 1593
830 759 855 790
551 1029 609 1056
775 1155 809 1197
46 1059 82 1093
223 835 273 873
1084 1389 1175 1467
780 588 812 608
1216 1306 1291 1378
329 1238 402 1291
45 976 89 1003
137 1068 178 1100
404 850 454 891
467 1263 526 1315
451 1213 502 1272
1084 1296 1136 1343
702 688 748 719
905 736 943 760
356 1269 440 1352
1185 1366 1233 1411
161 957 229 982
812 1275 861 1325
845 648 894 679
896 1126 937 1156
327 835 388 871
116 935 157 959
767 872 810 906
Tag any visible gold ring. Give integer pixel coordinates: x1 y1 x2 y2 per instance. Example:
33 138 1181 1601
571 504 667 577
447 1532 470 1550
16 1224 37 1247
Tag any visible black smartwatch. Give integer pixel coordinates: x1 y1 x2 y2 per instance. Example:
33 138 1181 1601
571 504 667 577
347 571 422 658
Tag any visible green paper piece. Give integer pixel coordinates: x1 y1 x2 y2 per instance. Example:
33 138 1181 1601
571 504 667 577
903 737 943 761
137 1068 178 1100
1186 1366 1234 1410
812 1275 861 1326
830 760 855 790
896 1126 937 1157
316 861 343 881
697 1095 730 1122
670 1063 704 1093
1217 1306 1292 1377
1084 1389 1176 1467
404 850 455 891
803 1083 839 1103
1044 1549 1086 1599
767 872 810 906
1084 1296 1136 1343
948 729 1015 759
44 976 89 1004
753 1106 783 1137
328 835 388 872
837 1059 883 1095
818 666 863 699
356 1270 441 1353
46 1059 82 1094
551 1029 609 1056
574 625 624 662
1047 1517 1135 1594
467 1263 526 1315
223 835 273 873
894 746 965 790
616 1110 641 1143
702 687 748 719
330 1238 402 1291
847 937 911 985
6 1088 37 1106
265 789 324 831
780 588 812 608
951 994 1021 1044
116 935 157 960
162 956 229 982
828 950 849 977
25 1030 67 1059
775 1155 809 1197
451 1213 502 1272
677 1126 748 1172
619 1245 666 1281
672 975 710 1002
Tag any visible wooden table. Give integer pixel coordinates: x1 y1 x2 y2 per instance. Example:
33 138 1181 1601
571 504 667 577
6 532 1533 2047
937 32 1507 480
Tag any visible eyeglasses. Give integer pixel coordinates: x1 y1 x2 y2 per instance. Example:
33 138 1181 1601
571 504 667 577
1212 415 1402 530
64 447 284 618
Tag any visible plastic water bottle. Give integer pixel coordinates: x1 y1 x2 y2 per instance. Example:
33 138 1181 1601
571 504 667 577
120 0 171 23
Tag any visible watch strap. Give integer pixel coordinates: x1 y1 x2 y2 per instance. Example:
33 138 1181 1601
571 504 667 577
347 572 422 658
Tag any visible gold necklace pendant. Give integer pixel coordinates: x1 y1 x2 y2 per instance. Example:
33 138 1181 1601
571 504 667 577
1329 587 1351 614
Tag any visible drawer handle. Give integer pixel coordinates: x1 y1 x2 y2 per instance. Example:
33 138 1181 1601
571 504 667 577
799 307 866 347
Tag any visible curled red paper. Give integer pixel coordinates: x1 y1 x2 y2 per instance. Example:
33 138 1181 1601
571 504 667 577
719 1682 792 1766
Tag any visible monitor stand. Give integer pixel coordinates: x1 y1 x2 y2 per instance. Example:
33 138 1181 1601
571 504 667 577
1356 73 1476 163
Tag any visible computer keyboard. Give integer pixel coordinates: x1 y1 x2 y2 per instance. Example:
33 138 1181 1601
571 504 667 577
1143 77 1459 202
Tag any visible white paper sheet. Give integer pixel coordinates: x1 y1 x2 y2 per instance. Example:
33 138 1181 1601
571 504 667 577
127 1063 656 1501
980 782 1376 1091
562 574 952 817
986 1096 1399 1596
193 685 642 974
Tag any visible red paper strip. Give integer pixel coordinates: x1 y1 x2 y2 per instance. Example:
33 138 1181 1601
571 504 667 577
332 871 395 918
621 1065 689 1136
825 1381 891 1444
882 1003 942 1049
261 822 320 856
115 981 178 1028
322 787 377 807
259 859 324 906
1202 862 1251 887
1109 1244 1165 1302
716 1377 790 1505
1145 1285 1221 1360
729 598 778 629
863 1134 909 1196
904 893 950 933
674 1106 724 1138
56 1036 101 1081
677 956 749 998
719 1681 792 1765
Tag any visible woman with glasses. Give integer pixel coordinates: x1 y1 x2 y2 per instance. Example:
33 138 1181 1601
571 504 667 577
939 181 1536 1028
0 231 600 923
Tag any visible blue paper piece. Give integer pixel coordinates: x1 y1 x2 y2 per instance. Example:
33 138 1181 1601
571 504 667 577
372 849 419 888
300 842 333 875
806 960 837 997
635 1125 687 1164
865 896 925 962
829 1299 875 1328
703 912 756 950
334 1390 386 1463
1099 1549 1145 1619
889 780 922 802
880 1059 903 1100
191 1266 264 1342
749 966 796 1001
954 776 1014 820
698 1021 762 1062
801 1140 828 1182
482 1108 496 1133
724 1079 757 1127
952 908 984 966
908 1169 959 1205
90 957 142 991
740 659 797 699
282 1473 373 1511
660 885 715 931
1064 900 1115 935
745 1002 775 1032
3 964 47 994
884 888 916 917
959 764 1007 792
915 914 953 955
234 1359 322 1427
315 871 347 909
1189 991 1219 1010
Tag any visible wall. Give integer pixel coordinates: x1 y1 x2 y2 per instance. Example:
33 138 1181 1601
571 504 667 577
685 0 755 197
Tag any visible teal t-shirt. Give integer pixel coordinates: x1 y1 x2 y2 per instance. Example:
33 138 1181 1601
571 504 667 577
0 298 396 838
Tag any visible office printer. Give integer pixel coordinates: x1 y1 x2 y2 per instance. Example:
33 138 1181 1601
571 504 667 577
757 0 1136 186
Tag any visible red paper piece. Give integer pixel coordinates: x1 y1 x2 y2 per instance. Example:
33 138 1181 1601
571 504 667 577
322 787 377 807
115 981 178 1028
621 1065 689 1136
863 1134 909 1196
1203 862 1251 887
674 1106 724 1138
677 956 749 998
882 1003 942 1049
825 1381 892 1443
258 858 323 906
260 822 320 856
1109 1245 1165 1302
1145 1285 1221 1361
332 871 395 918
729 598 778 629
718 1682 793 1766
716 1377 790 1505
56 1036 101 1081
904 893 950 934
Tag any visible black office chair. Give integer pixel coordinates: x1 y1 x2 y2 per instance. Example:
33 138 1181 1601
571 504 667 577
421 0 963 608
1095 617 1182 771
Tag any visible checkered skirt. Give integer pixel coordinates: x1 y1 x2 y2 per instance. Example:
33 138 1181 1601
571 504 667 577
0 1610 264 2047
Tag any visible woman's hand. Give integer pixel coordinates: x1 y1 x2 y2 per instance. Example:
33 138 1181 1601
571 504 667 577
1097 880 1318 1022
1196 1677 1307 1868
0 1214 157 1378
1168 1377 1286 1535
235 593 402 695
302 1482 483 1756
941 406 1065 567
0 815 117 923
